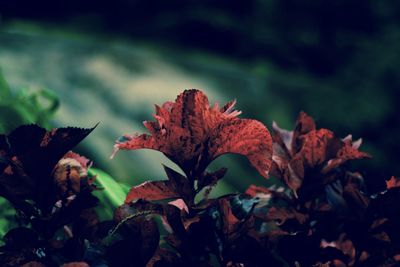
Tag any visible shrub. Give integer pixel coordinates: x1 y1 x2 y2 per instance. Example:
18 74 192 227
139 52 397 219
0 89 398 267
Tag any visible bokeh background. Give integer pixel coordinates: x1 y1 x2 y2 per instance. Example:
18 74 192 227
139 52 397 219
0 0 399 195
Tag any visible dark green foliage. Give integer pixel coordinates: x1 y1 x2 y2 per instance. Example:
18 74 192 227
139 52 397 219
0 70 59 133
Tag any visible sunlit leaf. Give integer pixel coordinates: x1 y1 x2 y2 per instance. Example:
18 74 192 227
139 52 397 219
89 168 129 219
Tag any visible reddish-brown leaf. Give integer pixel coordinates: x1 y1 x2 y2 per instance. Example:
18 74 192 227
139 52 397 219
266 206 307 225
295 129 334 167
112 90 217 167
291 111 316 152
113 89 273 178
343 172 369 215
245 185 271 197
62 151 92 169
163 165 192 203
272 121 293 156
284 156 304 193
322 136 371 174
219 198 240 235
386 176 400 190
272 112 370 197
125 180 180 204
209 118 272 178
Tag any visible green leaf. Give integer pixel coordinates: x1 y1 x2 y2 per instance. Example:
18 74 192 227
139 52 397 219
0 69 60 132
0 69 11 100
89 168 130 220
0 198 17 245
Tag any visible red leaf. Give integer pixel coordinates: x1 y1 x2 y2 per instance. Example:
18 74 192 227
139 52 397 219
209 118 272 178
284 156 304 193
272 121 293 156
113 89 273 178
245 185 271 197
219 198 240 235
163 165 192 204
266 206 307 225
291 111 316 153
297 129 335 167
63 151 92 169
386 176 400 190
125 180 180 204
322 136 371 174
271 112 370 195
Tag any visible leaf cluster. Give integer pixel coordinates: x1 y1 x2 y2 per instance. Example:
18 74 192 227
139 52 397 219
0 89 398 267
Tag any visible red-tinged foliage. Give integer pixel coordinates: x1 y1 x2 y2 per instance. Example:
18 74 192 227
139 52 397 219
125 180 180 203
272 111 371 197
124 165 192 205
242 112 400 267
115 90 273 219
245 184 271 197
386 176 400 189
0 125 100 267
0 125 97 214
108 90 276 266
112 89 272 179
1 90 400 267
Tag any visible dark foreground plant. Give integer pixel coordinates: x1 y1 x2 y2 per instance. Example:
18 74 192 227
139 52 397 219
110 89 273 266
0 125 98 266
0 89 399 267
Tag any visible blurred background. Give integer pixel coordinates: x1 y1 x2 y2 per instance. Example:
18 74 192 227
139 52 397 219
0 0 399 195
